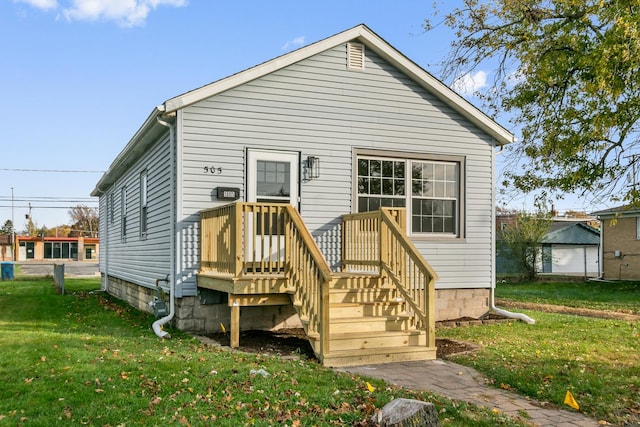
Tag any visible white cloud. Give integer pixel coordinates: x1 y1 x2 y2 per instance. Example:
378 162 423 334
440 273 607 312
452 70 488 96
16 0 187 26
14 0 58 10
281 36 305 51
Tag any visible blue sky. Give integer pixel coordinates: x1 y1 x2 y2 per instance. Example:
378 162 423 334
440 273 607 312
0 0 601 231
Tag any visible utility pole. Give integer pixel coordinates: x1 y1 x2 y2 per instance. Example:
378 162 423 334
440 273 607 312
11 187 15 261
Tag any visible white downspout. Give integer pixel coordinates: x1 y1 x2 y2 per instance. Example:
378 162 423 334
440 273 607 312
492 141 535 324
153 115 176 338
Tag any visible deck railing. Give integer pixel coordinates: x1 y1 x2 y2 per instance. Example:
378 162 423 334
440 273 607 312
200 202 332 354
341 208 438 346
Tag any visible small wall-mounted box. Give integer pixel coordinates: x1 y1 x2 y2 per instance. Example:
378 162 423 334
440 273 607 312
216 187 240 201
614 250 622 258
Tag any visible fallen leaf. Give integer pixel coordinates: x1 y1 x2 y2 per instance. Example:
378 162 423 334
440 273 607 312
365 382 376 392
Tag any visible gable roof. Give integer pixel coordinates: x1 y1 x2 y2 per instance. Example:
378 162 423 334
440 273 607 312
160 24 514 145
542 223 600 245
92 24 513 197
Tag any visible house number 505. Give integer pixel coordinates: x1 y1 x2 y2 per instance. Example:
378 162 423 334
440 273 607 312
203 166 222 174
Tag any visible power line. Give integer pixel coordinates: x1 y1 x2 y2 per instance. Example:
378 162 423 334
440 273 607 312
0 205 98 209
0 168 104 173
0 198 96 203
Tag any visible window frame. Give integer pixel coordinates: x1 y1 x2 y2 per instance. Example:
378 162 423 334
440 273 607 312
108 192 114 225
140 170 148 239
121 186 127 243
353 149 465 239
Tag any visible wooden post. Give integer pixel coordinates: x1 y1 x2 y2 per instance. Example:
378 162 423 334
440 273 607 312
233 202 243 278
426 277 436 348
320 275 331 359
230 297 240 348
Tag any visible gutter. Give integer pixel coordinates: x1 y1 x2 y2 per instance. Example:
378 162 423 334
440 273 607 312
152 115 177 338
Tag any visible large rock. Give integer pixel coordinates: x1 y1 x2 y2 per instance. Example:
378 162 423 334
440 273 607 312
371 398 440 427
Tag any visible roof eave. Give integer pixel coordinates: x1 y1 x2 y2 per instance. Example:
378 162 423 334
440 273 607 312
91 106 165 197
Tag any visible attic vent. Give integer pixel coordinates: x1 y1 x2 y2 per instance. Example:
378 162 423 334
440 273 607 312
347 42 365 70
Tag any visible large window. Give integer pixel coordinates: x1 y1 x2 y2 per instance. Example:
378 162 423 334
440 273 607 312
44 242 78 259
357 154 463 237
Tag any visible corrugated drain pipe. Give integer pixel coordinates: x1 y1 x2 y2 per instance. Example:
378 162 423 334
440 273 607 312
492 139 535 325
152 275 173 338
490 285 535 324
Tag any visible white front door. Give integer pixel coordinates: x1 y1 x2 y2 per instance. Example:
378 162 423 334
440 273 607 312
246 149 300 264
247 149 299 206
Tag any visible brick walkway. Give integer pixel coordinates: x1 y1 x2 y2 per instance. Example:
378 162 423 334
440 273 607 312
340 360 600 427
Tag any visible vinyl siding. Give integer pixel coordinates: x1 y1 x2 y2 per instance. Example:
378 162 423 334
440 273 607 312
178 43 496 291
98 131 173 290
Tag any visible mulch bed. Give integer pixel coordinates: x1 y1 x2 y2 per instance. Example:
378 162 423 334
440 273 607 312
205 328 480 361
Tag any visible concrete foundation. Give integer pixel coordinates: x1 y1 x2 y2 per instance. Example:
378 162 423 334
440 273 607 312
435 288 490 321
103 274 302 335
104 275 491 333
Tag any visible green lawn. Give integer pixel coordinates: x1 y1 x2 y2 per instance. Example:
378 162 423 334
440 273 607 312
0 276 525 427
439 280 640 426
495 279 640 314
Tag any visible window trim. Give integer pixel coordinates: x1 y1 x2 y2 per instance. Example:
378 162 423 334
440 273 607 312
121 186 127 243
353 148 466 239
636 216 640 240
108 192 114 225
140 170 148 239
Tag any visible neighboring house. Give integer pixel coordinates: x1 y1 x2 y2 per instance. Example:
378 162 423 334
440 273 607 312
540 222 600 277
496 214 600 277
91 24 513 366
16 236 99 262
593 205 640 280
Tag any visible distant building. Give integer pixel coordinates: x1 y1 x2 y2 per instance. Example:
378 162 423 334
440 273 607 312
496 213 600 277
0 234 14 261
15 236 99 262
593 205 640 280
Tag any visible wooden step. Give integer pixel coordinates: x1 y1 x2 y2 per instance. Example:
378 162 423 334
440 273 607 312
322 345 436 368
331 273 384 289
328 330 425 351
330 301 405 318
330 315 412 333
329 287 399 304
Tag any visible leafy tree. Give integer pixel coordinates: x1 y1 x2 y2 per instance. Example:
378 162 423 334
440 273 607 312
0 220 13 235
68 205 98 237
42 225 72 237
24 215 38 237
499 210 552 280
428 0 640 205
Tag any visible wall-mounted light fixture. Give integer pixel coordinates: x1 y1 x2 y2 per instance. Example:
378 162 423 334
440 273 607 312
306 156 320 180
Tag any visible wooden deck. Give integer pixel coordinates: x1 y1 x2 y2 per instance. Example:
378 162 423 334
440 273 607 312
197 202 438 367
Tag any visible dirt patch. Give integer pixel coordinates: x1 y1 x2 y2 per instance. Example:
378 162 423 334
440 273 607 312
496 300 640 321
205 329 478 361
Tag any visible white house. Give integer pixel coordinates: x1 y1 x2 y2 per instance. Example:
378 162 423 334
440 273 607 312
92 24 513 366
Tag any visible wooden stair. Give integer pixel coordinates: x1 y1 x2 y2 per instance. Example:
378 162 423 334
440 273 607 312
305 273 436 367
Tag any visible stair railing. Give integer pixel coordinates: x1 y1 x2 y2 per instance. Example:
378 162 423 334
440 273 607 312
341 208 438 347
200 202 332 358
281 205 333 357
379 208 438 347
